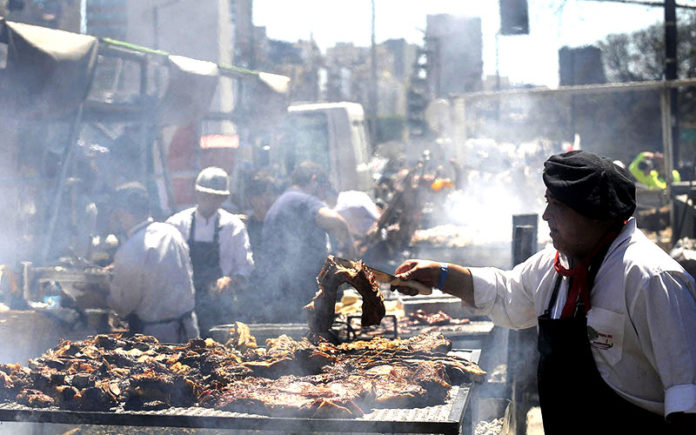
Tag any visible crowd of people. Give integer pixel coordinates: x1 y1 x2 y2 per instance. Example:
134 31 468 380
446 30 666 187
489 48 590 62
107 161 363 338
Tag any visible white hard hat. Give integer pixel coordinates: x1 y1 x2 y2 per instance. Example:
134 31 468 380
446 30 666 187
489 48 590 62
195 167 230 196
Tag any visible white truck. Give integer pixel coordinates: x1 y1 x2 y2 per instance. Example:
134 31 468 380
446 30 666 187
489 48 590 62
272 102 373 192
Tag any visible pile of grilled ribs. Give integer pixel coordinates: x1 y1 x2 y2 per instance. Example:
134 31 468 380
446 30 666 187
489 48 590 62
0 330 485 418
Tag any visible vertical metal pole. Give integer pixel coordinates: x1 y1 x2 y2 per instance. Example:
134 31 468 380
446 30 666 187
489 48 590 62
495 32 501 122
433 38 441 98
661 87 678 243
513 226 535 266
40 104 85 263
495 32 501 92
661 88 675 188
665 0 679 165
153 6 160 50
512 214 538 266
509 214 539 435
455 97 468 156
22 261 33 302
369 0 378 143
80 0 87 34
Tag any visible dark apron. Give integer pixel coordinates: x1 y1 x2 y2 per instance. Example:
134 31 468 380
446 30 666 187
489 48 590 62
537 275 673 434
188 211 223 335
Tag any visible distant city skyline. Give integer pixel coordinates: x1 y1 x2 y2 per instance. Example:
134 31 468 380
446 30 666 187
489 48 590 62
254 0 669 87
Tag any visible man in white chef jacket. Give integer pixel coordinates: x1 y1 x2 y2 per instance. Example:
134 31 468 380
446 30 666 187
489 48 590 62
393 150 696 434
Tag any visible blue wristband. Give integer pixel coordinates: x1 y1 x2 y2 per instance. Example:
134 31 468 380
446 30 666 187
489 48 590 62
437 263 448 290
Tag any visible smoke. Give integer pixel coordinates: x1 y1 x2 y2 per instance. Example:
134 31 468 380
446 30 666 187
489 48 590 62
441 138 561 250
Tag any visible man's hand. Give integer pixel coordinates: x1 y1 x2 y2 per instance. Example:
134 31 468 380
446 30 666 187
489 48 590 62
391 260 475 305
214 276 232 294
213 275 248 294
391 259 442 296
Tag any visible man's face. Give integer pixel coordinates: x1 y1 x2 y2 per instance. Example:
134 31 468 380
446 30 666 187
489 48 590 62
196 192 226 217
542 190 608 260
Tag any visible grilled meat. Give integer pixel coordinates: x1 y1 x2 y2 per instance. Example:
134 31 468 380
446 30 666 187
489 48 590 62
79 385 119 411
305 255 385 332
124 371 197 409
242 335 335 378
410 309 452 325
224 321 258 353
16 389 54 408
366 361 450 407
208 375 366 418
0 329 484 417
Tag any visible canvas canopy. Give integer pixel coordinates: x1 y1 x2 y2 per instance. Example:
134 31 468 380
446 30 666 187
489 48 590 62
0 20 98 120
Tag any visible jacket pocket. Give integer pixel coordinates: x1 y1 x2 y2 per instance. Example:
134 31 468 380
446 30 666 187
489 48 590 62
586 307 624 365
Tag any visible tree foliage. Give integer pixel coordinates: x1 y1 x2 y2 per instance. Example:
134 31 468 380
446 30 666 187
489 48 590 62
598 12 696 82
596 11 696 149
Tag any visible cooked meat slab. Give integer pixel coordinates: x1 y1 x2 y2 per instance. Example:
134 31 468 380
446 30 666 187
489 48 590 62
305 255 385 332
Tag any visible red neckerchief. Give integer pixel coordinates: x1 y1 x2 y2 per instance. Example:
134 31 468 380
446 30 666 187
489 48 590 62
553 230 619 318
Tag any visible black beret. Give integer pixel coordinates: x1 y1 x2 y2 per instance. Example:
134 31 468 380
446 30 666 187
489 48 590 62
543 150 636 221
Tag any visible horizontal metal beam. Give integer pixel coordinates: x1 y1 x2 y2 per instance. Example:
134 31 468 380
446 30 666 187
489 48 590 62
82 100 150 122
582 0 696 10
453 77 696 101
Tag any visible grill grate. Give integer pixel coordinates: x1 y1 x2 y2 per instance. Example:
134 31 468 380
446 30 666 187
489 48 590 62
0 350 480 434
0 386 472 434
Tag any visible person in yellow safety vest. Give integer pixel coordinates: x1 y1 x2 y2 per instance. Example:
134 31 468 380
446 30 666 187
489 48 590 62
628 151 681 190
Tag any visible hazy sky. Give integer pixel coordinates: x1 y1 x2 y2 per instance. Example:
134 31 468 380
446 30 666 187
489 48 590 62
254 0 671 87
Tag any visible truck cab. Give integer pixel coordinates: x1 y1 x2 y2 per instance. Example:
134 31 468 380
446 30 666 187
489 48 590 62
273 102 372 192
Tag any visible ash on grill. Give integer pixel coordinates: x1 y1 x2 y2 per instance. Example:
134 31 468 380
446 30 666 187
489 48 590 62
0 329 485 418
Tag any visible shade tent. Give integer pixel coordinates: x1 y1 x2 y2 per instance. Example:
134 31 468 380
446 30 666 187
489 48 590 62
157 55 220 126
258 72 291 94
0 20 99 120
0 18 290 125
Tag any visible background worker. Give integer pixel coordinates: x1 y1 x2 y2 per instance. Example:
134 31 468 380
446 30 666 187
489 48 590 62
392 150 696 434
333 190 381 238
260 161 356 322
244 170 280 262
166 167 254 336
628 150 681 189
108 182 199 343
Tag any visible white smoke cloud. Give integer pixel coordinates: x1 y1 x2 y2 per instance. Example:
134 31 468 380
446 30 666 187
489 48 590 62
439 138 560 251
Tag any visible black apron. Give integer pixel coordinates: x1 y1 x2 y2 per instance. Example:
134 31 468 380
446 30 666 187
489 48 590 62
188 211 223 335
126 311 193 342
537 275 673 434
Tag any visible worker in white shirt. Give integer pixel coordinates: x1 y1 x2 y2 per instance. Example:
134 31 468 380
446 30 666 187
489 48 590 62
166 167 254 336
392 150 696 434
108 182 199 343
